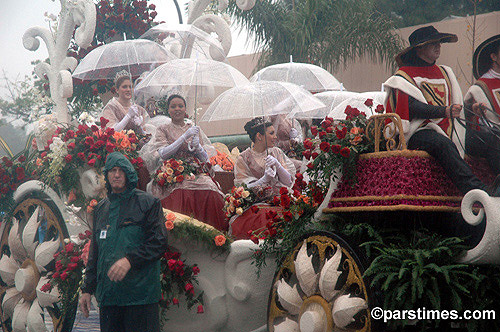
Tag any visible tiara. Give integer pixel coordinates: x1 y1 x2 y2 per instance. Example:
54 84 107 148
250 117 270 129
114 70 131 84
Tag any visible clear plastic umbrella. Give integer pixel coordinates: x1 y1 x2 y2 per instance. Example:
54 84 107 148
140 23 227 62
328 94 384 120
294 90 358 119
250 61 342 93
135 58 250 122
200 81 326 122
72 39 176 81
359 91 387 105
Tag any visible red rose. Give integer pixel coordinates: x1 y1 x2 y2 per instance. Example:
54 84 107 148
85 137 94 146
106 142 115 152
283 211 293 222
272 196 281 206
321 119 332 129
18 155 26 162
65 155 73 163
149 3 156 9
65 242 74 253
319 131 327 139
100 117 109 128
60 272 68 281
197 304 204 314
310 126 318 136
280 194 291 208
168 259 176 271
91 125 99 132
192 266 200 275
185 283 194 294
302 149 311 159
71 256 80 263
68 142 76 150
78 152 86 161
88 159 96 167
325 126 333 133
319 141 330 152
40 283 52 292
53 272 60 279
172 298 179 305
176 175 184 183
331 144 341 154
307 162 314 169
279 187 288 195
150 11 157 18
250 205 259 214
67 263 78 271
336 127 347 140
364 98 373 107
303 139 313 149
340 147 351 158
375 104 385 113
170 160 179 169
312 152 319 159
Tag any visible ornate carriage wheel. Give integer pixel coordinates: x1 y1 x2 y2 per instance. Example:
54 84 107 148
267 231 372 332
0 195 77 332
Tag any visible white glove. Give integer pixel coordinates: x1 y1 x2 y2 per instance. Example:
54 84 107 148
127 105 139 118
265 155 279 168
191 134 201 149
247 166 276 189
132 115 143 126
182 126 200 140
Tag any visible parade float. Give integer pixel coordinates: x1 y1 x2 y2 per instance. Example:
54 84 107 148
1 1 500 332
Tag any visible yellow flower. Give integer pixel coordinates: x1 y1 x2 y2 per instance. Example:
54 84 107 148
167 176 173 183
178 165 184 172
236 207 243 215
241 191 250 198
166 168 174 175
36 158 43 166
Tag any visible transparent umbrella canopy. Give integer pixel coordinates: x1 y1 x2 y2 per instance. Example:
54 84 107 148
294 90 358 120
328 94 385 120
72 39 176 81
200 81 326 122
140 23 227 62
250 62 342 93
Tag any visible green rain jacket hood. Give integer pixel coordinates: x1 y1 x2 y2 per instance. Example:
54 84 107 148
81 152 168 306
104 151 138 193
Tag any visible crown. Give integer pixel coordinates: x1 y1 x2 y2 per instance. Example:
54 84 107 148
114 70 131 84
250 117 270 129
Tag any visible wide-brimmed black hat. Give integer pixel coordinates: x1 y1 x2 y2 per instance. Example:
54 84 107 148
473 34 500 79
395 25 458 66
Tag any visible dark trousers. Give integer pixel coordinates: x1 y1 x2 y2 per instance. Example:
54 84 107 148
100 303 160 332
465 127 500 175
408 129 487 194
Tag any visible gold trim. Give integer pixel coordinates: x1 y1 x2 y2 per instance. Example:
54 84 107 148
324 204 460 213
329 195 462 203
359 149 431 159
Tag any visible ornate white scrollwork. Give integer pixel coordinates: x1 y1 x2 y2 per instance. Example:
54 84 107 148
459 189 500 264
192 14 232 60
22 0 96 124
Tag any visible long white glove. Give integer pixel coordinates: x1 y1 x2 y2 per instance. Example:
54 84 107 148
247 166 276 189
113 105 138 132
157 126 200 160
190 134 208 162
266 155 292 187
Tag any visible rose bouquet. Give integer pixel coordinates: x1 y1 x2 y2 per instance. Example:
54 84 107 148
210 150 234 172
223 185 255 220
0 154 33 214
153 157 210 190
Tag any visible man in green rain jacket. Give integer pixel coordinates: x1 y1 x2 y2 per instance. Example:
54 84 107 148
79 152 168 332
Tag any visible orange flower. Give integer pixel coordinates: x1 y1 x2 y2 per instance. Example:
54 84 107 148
67 190 76 203
351 135 363 145
350 127 363 135
214 235 226 246
86 206 93 214
90 199 98 207
113 131 131 149
166 212 176 223
165 220 174 231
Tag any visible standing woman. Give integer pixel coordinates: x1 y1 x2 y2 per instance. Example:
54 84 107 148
146 95 227 231
230 117 296 239
100 70 150 134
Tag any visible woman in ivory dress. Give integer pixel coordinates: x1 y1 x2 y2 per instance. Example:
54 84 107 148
230 117 296 239
144 95 227 231
100 70 150 134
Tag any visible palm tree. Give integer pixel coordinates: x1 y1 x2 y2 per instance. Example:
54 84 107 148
227 0 402 71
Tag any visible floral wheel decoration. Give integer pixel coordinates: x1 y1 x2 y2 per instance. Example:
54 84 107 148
0 197 76 332
267 232 371 332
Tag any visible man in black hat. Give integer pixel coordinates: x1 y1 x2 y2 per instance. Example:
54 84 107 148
384 25 492 195
464 34 500 175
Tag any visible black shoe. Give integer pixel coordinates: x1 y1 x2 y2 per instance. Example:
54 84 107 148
487 174 500 197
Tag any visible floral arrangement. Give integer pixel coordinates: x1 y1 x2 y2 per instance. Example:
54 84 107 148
223 185 255 220
160 249 204 314
210 150 234 172
153 157 210 190
41 231 92 319
165 210 232 253
0 153 33 215
36 116 144 211
303 102 374 190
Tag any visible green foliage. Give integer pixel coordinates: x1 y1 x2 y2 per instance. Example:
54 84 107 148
227 0 402 71
374 0 500 28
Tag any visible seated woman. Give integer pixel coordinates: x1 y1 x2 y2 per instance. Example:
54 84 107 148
100 70 149 134
270 114 303 171
230 117 296 239
144 95 227 231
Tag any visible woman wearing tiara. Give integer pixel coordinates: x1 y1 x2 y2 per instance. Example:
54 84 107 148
143 94 227 231
100 70 150 134
230 117 296 239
